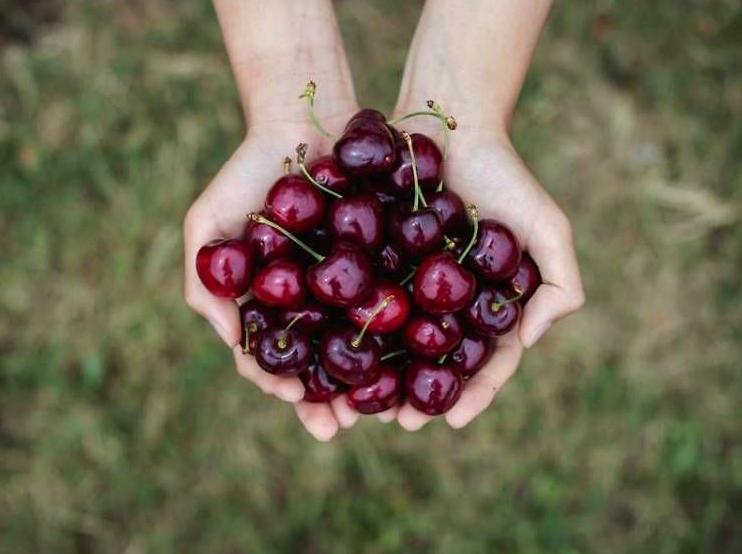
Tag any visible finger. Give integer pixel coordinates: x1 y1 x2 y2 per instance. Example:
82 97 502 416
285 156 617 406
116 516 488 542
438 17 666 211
330 394 360 429
445 330 523 429
521 210 584 348
397 403 433 431
183 207 242 347
375 406 399 423
294 401 340 442
232 347 305 401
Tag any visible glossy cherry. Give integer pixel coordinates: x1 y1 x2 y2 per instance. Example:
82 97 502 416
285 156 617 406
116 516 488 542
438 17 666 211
307 242 373 307
405 360 463 415
196 239 253 298
333 109 397 176
511 252 541 303
307 155 352 195
412 251 476 314
265 174 325 233
347 281 411 334
390 207 444 258
239 299 277 354
403 312 463 359
255 326 311 376
300 356 346 403
464 285 522 337
320 328 380 385
389 133 442 194
277 302 330 333
428 190 468 235
244 218 294 263
347 365 402 414
251 258 305 308
467 219 521 281
375 242 404 276
327 193 385 250
450 333 494 378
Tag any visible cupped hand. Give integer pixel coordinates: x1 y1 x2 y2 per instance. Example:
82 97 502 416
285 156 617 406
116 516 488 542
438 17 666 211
393 123 585 431
184 119 360 442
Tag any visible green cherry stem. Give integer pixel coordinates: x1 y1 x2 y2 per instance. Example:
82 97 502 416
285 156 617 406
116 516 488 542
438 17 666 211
295 143 343 199
457 205 480 264
437 353 448 364
299 81 334 139
491 290 524 313
283 157 292 175
399 266 417 286
389 100 457 158
381 349 407 362
241 321 258 355
351 295 394 349
277 312 307 350
401 131 424 212
248 213 325 263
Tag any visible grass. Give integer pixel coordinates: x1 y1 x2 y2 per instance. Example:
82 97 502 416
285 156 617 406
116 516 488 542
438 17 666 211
0 1 740 552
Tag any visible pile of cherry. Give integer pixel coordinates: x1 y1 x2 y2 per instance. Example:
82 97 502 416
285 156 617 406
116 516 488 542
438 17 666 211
196 100 541 417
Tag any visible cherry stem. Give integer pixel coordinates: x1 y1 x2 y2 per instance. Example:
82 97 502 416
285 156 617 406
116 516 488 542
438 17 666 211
389 100 457 158
295 143 343 199
457 205 480 264
399 266 417 286
438 353 448 364
491 290 524 312
278 312 307 349
282 157 292 175
241 322 258 355
248 213 325 262
381 349 407 361
299 81 334 139
351 295 395 349
401 131 423 212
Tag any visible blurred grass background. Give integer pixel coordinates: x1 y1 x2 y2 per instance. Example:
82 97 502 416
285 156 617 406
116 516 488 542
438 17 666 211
1 1 740 552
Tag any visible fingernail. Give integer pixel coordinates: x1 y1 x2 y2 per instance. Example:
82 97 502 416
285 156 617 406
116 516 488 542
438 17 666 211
525 321 551 348
208 319 231 347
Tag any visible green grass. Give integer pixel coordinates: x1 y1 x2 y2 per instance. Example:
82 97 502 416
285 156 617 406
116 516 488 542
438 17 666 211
1 1 740 552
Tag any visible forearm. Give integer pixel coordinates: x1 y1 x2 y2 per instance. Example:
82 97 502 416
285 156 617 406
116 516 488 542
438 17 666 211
213 0 356 127
397 0 552 132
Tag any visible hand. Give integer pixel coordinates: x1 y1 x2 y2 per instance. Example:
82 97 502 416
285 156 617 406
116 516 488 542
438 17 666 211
393 121 585 431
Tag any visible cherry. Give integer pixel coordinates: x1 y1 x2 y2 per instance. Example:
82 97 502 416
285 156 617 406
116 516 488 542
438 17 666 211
300 356 346 403
389 207 444 258
301 226 333 258
375 243 404 276
265 174 325 233
405 360 463 415
196 239 253 298
467 219 521 281
389 133 443 194
255 325 311 376
277 302 330 333
244 217 294 263
307 242 373 308
412 251 476 314
511 252 541 303
307 155 351 195
251 258 305 308
428 190 468 235
239 299 277 354
450 332 494 379
333 109 397 176
403 312 463 359
347 281 411 334
327 193 385 250
347 365 402 414
464 285 522 337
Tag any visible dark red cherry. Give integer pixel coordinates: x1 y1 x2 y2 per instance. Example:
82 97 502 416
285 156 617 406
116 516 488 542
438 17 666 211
255 327 311 376
196 239 253 298
511 253 541 303
327 193 385 250
320 328 381 385
333 110 397 176
300 226 333 261
468 219 521 281
307 242 373 307
307 155 352 195
375 242 405 276
402 312 463 359
405 360 463 415
244 218 294 263
347 365 402 414
347 281 411 335
300 356 346 403
277 302 330 334
412 251 476 314
450 333 494 379
239 299 277 354
428 190 468 235
372 333 404 356
389 133 443 195
265 174 325 233
464 285 522 337
390 207 444 258
251 258 305 308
